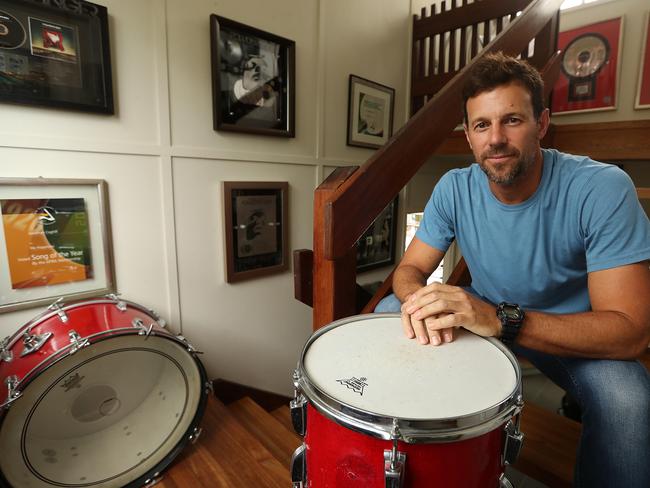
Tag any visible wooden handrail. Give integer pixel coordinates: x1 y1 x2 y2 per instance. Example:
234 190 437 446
323 0 564 262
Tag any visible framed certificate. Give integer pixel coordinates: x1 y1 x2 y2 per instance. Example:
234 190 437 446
0 178 115 313
223 181 289 283
635 12 650 109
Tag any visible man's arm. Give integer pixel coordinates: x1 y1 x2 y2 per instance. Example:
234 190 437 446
404 261 650 359
393 237 451 345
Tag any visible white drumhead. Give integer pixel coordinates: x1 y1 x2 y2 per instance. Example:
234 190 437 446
304 315 517 419
0 334 202 488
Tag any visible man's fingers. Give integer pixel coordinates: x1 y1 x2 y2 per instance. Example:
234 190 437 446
400 312 415 339
423 317 443 345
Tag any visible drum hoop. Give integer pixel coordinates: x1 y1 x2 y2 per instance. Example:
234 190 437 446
3 297 157 352
2 328 189 409
0 337 209 488
296 313 523 443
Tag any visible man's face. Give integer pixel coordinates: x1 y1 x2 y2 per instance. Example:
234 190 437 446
464 82 549 186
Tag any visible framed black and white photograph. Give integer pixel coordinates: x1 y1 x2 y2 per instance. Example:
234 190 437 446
347 75 395 149
210 15 295 137
0 178 115 313
223 182 289 283
356 197 398 272
0 0 113 113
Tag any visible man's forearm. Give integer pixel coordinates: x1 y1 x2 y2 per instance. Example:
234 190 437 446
392 265 428 303
519 310 650 360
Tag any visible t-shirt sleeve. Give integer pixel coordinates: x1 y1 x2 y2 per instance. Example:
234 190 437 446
580 166 650 272
415 172 456 253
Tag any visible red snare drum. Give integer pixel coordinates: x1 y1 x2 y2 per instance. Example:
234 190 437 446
0 296 208 488
290 314 523 488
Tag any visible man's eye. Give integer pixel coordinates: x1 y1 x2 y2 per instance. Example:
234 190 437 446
474 122 487 131
506 117 520 124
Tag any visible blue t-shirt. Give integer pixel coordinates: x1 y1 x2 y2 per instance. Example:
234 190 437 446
416 149 650 314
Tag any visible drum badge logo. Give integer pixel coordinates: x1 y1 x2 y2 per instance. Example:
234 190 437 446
336 376 368 396
61 372 85 392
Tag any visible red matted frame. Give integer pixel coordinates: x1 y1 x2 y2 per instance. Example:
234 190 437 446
635 12 650 109
551 17 623 115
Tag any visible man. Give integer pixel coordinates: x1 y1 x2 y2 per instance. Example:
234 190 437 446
377 52 650 487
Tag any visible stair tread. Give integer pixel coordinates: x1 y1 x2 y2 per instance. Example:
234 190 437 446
155 396 289 488
515 401 581 488
271 405 295 434
229 396 302 468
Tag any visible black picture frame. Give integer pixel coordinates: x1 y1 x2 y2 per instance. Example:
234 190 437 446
356 197 398 272
0 0 113 114
223 181 289 283
210 15 295 137
347 74 395 149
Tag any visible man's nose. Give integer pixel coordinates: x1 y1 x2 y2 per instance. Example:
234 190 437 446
488 125 507 146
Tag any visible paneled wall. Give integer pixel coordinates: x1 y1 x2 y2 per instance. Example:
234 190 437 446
0 0 411 396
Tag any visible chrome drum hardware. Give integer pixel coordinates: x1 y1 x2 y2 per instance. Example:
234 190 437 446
20 331 53 357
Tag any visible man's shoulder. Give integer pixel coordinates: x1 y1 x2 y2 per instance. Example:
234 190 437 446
545 149 625 185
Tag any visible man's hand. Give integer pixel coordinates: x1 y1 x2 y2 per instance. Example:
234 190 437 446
401 283 501 344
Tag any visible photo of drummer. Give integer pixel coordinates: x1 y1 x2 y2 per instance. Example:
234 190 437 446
375 52 650 488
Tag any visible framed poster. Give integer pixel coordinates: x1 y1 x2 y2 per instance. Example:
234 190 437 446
635 12 650 109
0 178 115 313
0 0 113 113
356 197 398 272
551 17 623 115
210 15 295 137
223 182 288 283
347 75 395 149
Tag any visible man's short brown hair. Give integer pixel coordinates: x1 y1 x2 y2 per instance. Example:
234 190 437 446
462 52 545 123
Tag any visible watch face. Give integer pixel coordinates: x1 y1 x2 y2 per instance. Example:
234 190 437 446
502 305 522 320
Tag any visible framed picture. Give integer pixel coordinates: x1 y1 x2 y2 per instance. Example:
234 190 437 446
0 178 115 313
223 182 288 283
635 12 650 109
210 15 295 137
0 0 113 114
347 75 395 149
551 17 623 115
356 197 398 272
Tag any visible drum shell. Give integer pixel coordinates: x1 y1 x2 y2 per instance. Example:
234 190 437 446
0 299 165 396
305 403 504 487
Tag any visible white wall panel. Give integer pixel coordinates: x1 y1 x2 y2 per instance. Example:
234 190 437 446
172 157 314 395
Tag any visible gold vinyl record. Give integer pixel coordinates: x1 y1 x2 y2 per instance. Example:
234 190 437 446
0 10 26 50
561 33 609 79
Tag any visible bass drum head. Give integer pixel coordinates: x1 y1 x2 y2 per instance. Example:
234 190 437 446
0 334 206 488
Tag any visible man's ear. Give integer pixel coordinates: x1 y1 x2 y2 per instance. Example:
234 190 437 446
463 124 473 150
537 108 550 140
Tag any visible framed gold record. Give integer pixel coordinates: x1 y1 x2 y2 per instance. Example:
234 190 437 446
552 17 622 115
0 10 26 49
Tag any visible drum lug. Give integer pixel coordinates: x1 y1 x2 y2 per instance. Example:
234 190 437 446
20 331 53 357
188 426 203 444
48 297 69 323
503 420 524 465
384 420 406 488
148 308 166 329
290 372 307 436
1 375 22 409
68 330 90 354
176 335 203 354
499 473 514 488
0 336 13 363
132 318 154 338
106 293 128 312
142 473 163 487
290 444 307 487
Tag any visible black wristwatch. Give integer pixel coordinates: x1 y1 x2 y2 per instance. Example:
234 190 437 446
497 302 525 347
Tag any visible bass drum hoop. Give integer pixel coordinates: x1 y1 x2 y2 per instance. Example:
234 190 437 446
0 320 209 488
296 313 523 443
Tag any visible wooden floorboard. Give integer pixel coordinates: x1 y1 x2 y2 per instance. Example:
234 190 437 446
271 405 296 435
229 397 302 468
155 396 289 488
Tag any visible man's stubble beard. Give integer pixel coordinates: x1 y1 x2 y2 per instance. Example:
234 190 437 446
477 143 536 186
